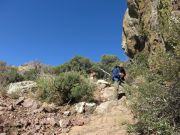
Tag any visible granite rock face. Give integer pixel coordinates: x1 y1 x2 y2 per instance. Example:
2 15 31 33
122 0 180 58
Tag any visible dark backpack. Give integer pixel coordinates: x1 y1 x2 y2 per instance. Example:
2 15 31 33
112 67 120 81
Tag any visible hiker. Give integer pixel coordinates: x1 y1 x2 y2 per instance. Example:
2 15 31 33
112 64 126 100
112 64 126 82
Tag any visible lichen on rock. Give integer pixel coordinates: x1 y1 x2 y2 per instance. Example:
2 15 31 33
122 0 180 58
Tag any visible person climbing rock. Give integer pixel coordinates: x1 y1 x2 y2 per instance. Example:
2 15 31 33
112 64 126 100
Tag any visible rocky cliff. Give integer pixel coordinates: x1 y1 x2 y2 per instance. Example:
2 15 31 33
122 0 180 58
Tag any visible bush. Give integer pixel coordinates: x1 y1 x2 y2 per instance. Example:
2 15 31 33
71 81 95 102
23 69 39 81
53 56 93 75
52 62 71 75
0 86 7 97
7 68 24 83
100 55 121 73
124 52 149 79
132 81 173 134
0 61 24 86
36 72 95 105
124 51 180 134
35 76 63 104
148 51 179 81
69 56 93 73
51 55 122 80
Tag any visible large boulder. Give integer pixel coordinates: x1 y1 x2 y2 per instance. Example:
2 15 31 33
100 87 115 101
8 81 37 94
100 85 125 101
95 101 115 114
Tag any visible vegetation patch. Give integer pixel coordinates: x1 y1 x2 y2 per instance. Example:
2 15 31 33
124 51 180 134
35 72 95 105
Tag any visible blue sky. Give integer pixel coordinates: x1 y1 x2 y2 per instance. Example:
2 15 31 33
0 0 127 66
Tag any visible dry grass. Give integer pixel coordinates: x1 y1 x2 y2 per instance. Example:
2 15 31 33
0 86 7 97
117 116 130 126
8 91 21 99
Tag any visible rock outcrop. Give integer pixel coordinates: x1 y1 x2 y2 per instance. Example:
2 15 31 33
18 61 43 73
8 81 37 94
122 0 180 58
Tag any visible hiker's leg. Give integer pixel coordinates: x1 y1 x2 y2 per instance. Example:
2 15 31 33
113 80 119 100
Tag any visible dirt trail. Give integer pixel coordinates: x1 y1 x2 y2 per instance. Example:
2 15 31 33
62 100 135 135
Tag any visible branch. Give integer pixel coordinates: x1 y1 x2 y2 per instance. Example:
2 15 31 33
98 67 111 76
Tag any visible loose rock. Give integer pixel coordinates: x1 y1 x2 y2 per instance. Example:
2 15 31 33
47 118 57 127
41 103 57 113
75 102 85 114
15 97 25 105
63 111 71 116
59 119 70 128
85 103 96 114
61 128 70 133
71 119 84 126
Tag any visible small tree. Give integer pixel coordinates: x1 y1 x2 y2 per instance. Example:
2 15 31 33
69 56 93 73
99 55 121 78
52 56 93 75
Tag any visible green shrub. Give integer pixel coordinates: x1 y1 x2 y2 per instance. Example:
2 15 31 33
125 73 179 134
23 69 39 81
100 55 121 72
36 72 95 105
89 63 105 79
51 55 122 80
124 51 180 134
148 51 179 81
69 56 93 73
132 81 173 134
7 67 24 83
0 61 24 86
56 72 95 103
55 72 83 104
53 56 93 75
52 62 71 75
124 52 149 79
0 86 7 97
35 76 63 104
71 82 95 102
